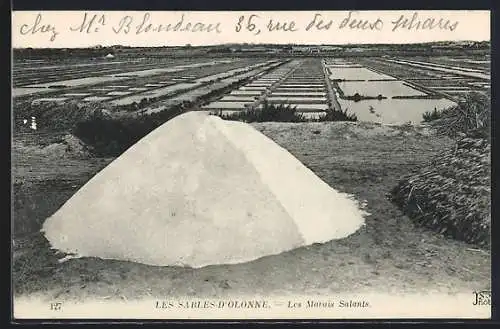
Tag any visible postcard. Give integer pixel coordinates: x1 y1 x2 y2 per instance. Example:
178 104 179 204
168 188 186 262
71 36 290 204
11 10 491 320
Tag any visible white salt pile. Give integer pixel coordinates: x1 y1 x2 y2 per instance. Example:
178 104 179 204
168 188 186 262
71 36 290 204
42 112 368 268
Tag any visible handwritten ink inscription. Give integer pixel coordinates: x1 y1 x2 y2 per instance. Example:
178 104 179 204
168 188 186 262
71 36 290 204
391 12 459 32
305 14 334 31
266 19 298 32
235 15 262 35
70 12 106 33
112 13 222 35
19 13 59 41
15 11 461 43
338 12 384 30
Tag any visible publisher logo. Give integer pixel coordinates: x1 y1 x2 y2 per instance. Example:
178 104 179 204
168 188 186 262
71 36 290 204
472 290 491 306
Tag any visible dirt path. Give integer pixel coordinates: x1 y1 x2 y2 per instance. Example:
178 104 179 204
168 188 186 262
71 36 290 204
12 122 490 302
321 59 342 112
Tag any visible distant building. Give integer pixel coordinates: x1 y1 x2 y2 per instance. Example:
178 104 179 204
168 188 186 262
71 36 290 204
104 53 115 59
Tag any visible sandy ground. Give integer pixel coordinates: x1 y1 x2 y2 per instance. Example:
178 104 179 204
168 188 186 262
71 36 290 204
12 121 490 302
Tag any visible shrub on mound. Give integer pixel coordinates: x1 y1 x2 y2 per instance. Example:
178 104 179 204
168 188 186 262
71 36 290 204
73 104 186 157
390 137 491 247
14 101 114 132
422 91 491 140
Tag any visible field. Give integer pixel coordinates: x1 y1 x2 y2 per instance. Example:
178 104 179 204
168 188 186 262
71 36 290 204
13 54 490 125
13 58 282 107
12 52 491 304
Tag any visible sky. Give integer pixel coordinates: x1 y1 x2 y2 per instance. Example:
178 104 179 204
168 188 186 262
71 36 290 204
12 10 490 48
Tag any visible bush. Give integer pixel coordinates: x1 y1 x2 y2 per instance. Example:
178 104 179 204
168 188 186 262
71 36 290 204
422 91 490 140
72 114 135 156
212 101 307 123
73 105 186 156
212 101 358 123
13 101 115 133
317 108 357 122
391 137 490 247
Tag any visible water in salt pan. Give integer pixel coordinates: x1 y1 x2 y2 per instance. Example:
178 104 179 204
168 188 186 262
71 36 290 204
436 90 473 93
276 85 325 89
267 97 327 103
90 88 115 91
329 67 396 81
82 96 112 102
230 90 263 96
337 81 427 98
271 92 325 97
107 91 132 96
432 86 471 90
202 101 253 110
22 76 127 91
247 83 273 87
42 112 367 268
337 97 456 124
240 86 268 91
144 84 165 87
32 97 68 104
274 103 330 111
128 87 149 91
218 96 259 102
62 93 92 97
12 88 51 97
279 84 325 88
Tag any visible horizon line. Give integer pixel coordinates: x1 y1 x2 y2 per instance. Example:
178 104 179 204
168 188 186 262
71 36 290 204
13 39 491 49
